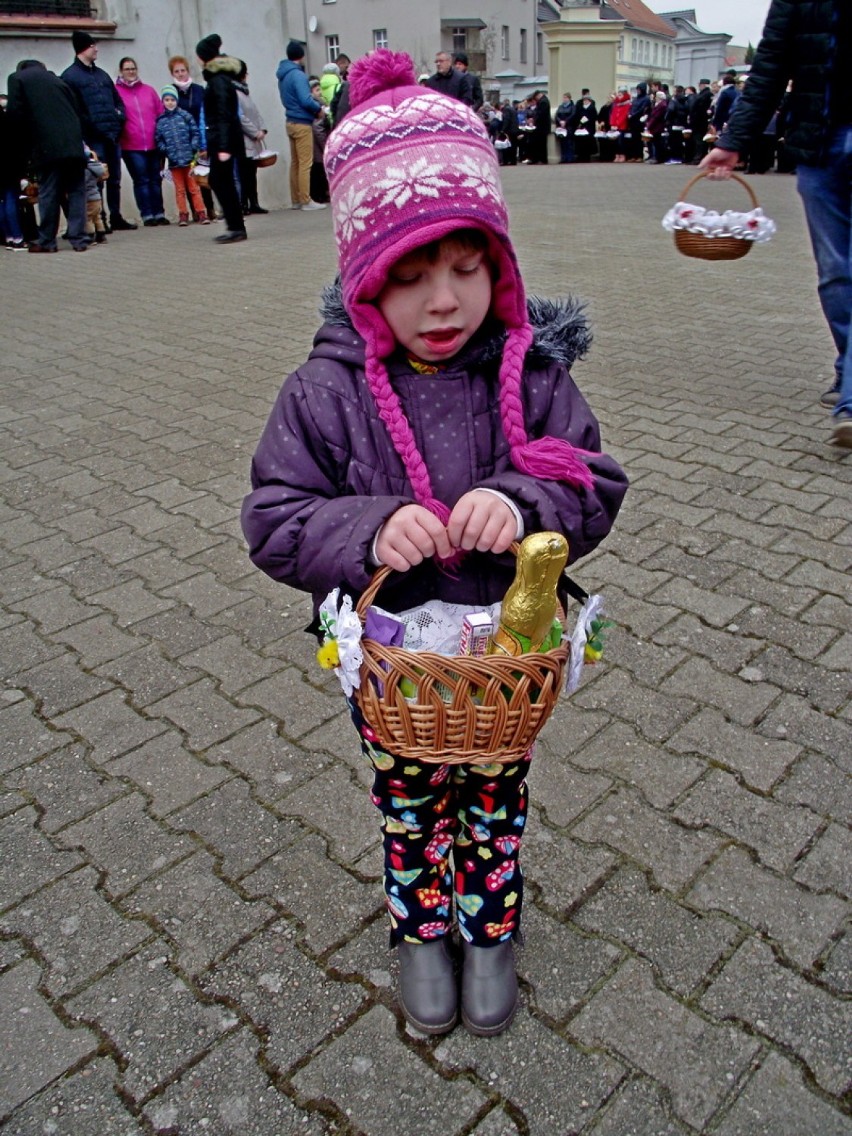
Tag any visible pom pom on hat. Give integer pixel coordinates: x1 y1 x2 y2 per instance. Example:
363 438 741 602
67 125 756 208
347 49 416 108
161 84 178 101
195 33 222 63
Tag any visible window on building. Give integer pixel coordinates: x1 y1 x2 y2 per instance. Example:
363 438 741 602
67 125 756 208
452 27 467 52
668 45 673 67
536 31 543 67
618 36 624 61
325 34 339 61
501 25 509 60
631 37 637 61
373 28 388 50
644 40 650 63
519 27 527 65
0 0 97 13
653 42 658 64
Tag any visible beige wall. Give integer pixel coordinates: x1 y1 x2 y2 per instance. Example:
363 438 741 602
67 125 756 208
541 9 624 108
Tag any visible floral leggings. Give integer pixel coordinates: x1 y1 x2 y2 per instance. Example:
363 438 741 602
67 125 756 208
351 704 531 946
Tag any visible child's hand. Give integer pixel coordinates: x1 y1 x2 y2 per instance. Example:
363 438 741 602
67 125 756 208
375 505 453 572
448 491 517 554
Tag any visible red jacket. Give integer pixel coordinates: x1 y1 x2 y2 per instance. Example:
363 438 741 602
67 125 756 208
609 92 630 131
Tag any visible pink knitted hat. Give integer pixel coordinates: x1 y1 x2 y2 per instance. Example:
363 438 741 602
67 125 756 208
324 50 593 524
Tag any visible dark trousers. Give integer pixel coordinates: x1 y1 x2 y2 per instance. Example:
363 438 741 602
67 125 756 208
88 137 122 218
238 155 260 210
122 149 165 220
34 157 87 250
209 154 245 233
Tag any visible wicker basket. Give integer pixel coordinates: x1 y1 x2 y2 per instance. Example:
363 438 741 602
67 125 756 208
673 171 757 261
190 164 210 188
255 150 278 168
353 550 569 765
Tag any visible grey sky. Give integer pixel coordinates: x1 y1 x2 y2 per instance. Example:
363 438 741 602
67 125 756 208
646 1 772 47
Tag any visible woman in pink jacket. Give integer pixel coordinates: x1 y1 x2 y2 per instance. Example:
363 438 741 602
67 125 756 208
116 57 168 225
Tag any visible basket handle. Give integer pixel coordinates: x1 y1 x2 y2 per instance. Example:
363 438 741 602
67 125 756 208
677 169 759 210
355 543 521 624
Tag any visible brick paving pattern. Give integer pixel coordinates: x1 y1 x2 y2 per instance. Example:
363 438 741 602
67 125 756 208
1 164 850 1135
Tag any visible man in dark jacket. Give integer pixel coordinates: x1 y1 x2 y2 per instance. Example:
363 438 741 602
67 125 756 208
196 33 247 243
688 78 713 163
702 0 851 448
61 31 135 231
453 53 483 110
711 71 740 132
529 90 551 164
626 81 651 160
426 51 472 105
6 60 89 252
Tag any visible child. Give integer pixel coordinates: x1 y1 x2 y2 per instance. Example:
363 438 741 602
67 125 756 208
241 51 627 1038
84 146 108 243
155 85 208 226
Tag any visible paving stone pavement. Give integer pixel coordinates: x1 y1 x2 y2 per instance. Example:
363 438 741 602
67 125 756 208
1 164 850 1135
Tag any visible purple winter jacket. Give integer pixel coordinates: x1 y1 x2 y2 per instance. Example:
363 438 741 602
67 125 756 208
241 286 628 615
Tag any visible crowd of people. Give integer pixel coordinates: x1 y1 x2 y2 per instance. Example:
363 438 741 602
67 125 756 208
479 72 795 174
0 32 798 255
0 30 353 250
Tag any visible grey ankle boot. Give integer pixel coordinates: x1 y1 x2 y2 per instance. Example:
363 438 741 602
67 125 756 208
396 939 458 1034
461 940 518 1036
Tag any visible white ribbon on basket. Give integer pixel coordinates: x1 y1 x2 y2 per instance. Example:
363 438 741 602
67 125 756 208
565 593 605 693
318 588 363 696
661 200 776 242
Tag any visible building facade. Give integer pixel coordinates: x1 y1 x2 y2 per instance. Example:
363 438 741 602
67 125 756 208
658 8 732 88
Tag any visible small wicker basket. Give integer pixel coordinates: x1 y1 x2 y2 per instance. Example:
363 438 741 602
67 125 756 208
353 549 569 765
255 150 278 168
673 171 757 261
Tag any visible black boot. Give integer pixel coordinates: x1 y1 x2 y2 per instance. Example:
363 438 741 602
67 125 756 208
461 940 518 1036
396 939 458 1035
110 214 138 231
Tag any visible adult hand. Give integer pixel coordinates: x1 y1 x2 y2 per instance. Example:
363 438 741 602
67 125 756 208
447 491 517 555
375 505 453 572
700 147 740 179
217 151 230 162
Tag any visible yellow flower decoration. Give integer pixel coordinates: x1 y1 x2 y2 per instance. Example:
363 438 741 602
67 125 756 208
316 640 340 669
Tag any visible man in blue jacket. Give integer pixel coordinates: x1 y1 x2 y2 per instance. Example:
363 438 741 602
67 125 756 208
276 40 326 211
702 0 851 449
61 30 136 231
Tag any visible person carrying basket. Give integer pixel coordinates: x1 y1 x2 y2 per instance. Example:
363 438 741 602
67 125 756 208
241 50 627 1038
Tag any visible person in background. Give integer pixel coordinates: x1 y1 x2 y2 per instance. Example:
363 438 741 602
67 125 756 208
277 40 326 211
83 144 108 242
0 90 26 249
711 70 740 134
571 91 597 162
426 51 472 105
626 81 651 161
609 85 631 161
155 85 208 226
554 92 575 164
320 62 341 107
196 32 247 243
308 77 331 204
701 0 851 448
664 85 689 164
688 78 713 164
529 89 551 165
453 52 483 111
7 59 90 252
234 61 269 216
61 31 134 231
116 57 168 226
169 54 216 220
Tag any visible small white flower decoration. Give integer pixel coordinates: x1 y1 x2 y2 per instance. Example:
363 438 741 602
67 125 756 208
318 589 363 697
374 155 452 209
456 153 502 201
334 184 372 243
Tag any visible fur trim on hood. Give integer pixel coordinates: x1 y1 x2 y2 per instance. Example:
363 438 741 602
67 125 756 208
202 55 242 77
318 279 591 368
